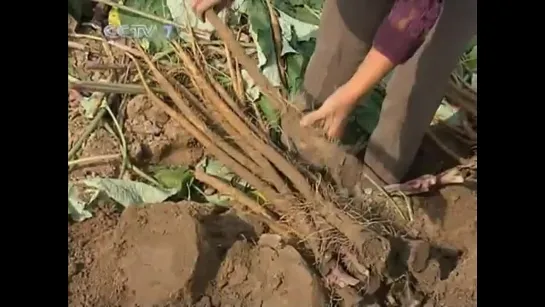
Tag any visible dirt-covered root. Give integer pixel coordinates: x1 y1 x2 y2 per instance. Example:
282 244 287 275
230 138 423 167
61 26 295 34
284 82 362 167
68 202 329 307
107 13 454 304
124 40 430 303
280 108 368 191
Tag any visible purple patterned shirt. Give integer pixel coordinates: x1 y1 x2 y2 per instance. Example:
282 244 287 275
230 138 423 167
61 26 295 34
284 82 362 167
373 0 443 64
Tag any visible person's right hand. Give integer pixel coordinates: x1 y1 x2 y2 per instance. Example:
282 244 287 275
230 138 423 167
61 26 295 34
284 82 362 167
300 85 359 139
191 0 232 21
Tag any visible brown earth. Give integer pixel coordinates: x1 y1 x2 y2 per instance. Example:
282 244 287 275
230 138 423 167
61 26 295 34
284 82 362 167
68 185 476 307
69 43 475 307
400 132 476 307
68 94 204 182
68 203 327 307
411 186 477 307
123 95 204 167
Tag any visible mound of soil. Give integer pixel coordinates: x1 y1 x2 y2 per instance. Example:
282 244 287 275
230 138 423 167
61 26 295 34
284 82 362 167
68 202 326 307
411 186 477 306
208 236 326 307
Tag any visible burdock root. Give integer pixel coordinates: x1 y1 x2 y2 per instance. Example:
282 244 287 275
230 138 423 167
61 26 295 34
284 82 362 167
123 11 429 304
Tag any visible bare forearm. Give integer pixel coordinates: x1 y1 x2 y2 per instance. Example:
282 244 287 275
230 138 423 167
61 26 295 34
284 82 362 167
344 47 394 100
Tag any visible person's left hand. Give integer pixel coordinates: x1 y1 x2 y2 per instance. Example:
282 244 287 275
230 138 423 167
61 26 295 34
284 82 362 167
300 85 358 139
191 0 232 20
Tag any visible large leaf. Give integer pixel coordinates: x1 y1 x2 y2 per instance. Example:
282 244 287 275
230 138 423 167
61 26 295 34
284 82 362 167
342 90 384 145
68 0 93 21
285 38 315 96
273 0 322 25
247 0 283 87
234 0 318 95
118 0 174 52
83 178 177 207
257 96 280 127
151 165 194 196
232 0 319 129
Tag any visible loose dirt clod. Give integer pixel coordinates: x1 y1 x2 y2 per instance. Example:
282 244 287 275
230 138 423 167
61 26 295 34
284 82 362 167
210 237 327 307
69 203 203 306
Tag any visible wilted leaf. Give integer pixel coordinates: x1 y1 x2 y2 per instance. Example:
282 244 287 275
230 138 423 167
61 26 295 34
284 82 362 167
195 157 252 207
249 0 283 87
432 101 461 128
383 168 464 195
196 187 232 207
108 2 122 26
80 94 106 119
68 183 93 222
197 157 248 188
233 0 318 94
83 178 177 207
240 70 260 101
277 9 318 45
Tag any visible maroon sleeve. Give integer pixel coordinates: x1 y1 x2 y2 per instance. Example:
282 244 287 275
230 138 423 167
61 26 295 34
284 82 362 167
373 0 443 65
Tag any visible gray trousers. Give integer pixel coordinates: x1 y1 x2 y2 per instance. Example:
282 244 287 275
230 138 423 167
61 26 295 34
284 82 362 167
298 0 477 184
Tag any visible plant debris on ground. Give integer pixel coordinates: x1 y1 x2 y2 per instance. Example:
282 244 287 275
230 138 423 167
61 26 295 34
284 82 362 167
68 0 477 306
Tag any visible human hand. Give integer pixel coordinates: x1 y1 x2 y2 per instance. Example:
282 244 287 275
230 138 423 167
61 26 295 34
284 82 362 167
191 0 232 21
299 85 359 139
299 47 394 139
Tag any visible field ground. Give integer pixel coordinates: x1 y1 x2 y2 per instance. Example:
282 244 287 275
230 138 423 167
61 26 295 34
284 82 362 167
68 94 476 306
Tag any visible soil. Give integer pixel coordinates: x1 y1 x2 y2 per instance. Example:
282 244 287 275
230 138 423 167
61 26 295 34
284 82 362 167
411 186 477 307
68 203 327 307
69 36 476 307
68 188 476 307
123 95 204 167
69 94 204 181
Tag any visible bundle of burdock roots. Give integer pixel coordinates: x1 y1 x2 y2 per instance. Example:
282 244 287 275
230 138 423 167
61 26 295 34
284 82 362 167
100 10 443 305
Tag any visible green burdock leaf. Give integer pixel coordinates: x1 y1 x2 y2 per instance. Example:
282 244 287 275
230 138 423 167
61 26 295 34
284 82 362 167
83 178 178 207
119 0 174 52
